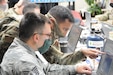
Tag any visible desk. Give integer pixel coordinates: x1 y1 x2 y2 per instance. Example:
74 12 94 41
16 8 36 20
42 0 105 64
76 26 103 71
30 0 75 3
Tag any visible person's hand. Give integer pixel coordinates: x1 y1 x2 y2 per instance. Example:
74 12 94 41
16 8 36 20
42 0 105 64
81 48 105 59
76 64 92 74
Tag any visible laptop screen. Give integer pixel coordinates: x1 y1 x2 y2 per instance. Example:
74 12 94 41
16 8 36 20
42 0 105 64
102 54 112 74
85 11 91 29
67 24 82 52
102 23 113 38
96 38 113 75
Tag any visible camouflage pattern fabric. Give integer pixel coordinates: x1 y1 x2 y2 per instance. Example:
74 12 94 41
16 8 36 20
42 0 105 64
0 9 5 19
43 29 86 65
1 38 77 75
0 19 19 63
0 8 22 63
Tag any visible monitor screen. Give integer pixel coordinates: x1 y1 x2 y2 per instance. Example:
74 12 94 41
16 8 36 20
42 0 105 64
97 38 113 75
102 23 113 38
85 12 91 29
108 59 113 75
101 54 112 75
67 24 82 52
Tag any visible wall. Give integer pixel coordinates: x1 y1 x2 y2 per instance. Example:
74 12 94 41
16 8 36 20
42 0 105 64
59 0 111 12
58 0 89 12
75 0 89 12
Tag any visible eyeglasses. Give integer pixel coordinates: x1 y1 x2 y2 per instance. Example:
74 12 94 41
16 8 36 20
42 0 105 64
39 33 51 38
34 33 52 39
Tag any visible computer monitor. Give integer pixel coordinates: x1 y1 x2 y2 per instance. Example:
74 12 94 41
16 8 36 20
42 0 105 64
96 38 113 75
59 24 82 53
85 11 92 29
67 24 82 52
101 23 113 38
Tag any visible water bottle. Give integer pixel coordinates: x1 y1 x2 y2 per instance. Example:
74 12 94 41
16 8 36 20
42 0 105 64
59 37 68 53
86 29 104 69
86 29 104 51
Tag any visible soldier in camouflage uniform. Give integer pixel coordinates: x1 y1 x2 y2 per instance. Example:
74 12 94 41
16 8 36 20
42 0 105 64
0 2 40 63
0 0 30 63
41 6 104 65
1 12 92 75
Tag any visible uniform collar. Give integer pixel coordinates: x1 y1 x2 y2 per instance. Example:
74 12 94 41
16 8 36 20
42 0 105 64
14 38 37 57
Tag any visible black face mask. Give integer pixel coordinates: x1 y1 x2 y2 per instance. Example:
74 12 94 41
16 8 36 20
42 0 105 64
110 3 113 8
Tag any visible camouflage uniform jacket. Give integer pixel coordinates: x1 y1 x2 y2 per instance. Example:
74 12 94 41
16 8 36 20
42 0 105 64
4 8 23 21
0 8 22 63
1 38 77 75
0 9 5 19
43 29 86 65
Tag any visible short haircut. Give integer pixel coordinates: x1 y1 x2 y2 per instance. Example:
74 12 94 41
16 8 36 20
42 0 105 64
23 3 40 14
48 5 74 23
19 12 50 42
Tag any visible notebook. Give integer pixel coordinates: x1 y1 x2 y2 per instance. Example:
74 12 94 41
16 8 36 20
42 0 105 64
67 24 82 52
91 38 113 75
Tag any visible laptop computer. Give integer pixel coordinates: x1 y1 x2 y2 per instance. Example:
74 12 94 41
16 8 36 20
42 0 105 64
67 24 82 52
85 11 98 30
91 38 113 75
101 23 113 38
59 23 82 53
84 11 92 30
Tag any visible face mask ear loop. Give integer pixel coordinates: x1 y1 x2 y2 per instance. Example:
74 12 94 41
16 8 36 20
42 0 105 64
45 13 59 32
45 13 64 37
46 13 60 27
45 13 57 23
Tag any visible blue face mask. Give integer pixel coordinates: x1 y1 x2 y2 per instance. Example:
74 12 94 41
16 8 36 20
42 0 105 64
38 39 52 54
